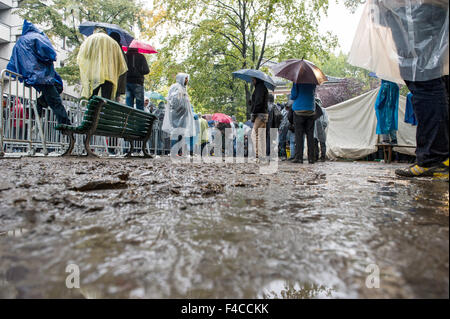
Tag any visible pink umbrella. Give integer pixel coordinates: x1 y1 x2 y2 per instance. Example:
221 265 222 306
212 113 233 124
122 39 157 54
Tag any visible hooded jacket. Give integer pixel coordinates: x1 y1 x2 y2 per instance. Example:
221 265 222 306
126 48 150 85
7 20 61 90
162 73 197 137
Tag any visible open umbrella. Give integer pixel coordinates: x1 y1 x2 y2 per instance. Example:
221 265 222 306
271 59 328 85
145 91 165 101
232 69 276 91
202 114 213 121
123 39 157 54
212 113 233 124
78 21 134 47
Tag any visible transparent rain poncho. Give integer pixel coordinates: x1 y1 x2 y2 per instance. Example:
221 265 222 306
348 0 449 84
77 29 128 99
162 73 197 138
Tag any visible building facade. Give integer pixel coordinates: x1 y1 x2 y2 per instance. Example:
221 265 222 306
0 0 80 99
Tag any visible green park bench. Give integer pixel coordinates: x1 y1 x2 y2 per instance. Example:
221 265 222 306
56 96 157 157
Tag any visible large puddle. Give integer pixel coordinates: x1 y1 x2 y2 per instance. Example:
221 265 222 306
0 157 448 298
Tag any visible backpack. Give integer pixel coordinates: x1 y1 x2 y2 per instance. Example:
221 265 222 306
271 105 283 128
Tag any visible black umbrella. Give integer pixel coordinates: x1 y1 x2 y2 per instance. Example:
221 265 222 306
78 21 134 47
271 59 328 85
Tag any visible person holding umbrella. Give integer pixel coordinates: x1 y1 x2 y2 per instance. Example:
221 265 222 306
250 77 269 161
271 59 328 164
77 27 128 100
125 47 150 111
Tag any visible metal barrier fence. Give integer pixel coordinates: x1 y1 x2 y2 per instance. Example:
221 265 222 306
1 69 171 157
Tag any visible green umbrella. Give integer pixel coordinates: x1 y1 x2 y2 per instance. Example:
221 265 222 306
145 91 166 101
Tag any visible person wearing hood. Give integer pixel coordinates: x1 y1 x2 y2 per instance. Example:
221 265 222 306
7 20 70 125
313 98 328 162
249 77 269 160
77 27 128 100
162 73 196 156
109 32 127 102
125 47 150 110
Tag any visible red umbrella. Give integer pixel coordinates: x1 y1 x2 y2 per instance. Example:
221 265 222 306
122 39 157 54
212 113 233 124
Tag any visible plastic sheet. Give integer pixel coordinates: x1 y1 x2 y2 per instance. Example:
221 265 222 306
77 29 128 99
162 73 197 138
375 80 399 135
348 0 449 84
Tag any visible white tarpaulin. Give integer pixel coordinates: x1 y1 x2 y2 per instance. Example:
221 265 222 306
325 89 417 160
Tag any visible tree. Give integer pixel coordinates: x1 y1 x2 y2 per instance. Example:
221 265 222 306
16 0 144 84
148 0 339 120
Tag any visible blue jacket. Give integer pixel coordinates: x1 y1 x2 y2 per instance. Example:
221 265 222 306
7 20 62 91
404 92 417 126
290 83 316 112
375 80 399 134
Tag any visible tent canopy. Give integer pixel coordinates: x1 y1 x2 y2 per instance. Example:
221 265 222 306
325 89 416 160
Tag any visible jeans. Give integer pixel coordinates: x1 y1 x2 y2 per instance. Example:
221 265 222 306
314 138 326 160
39 84 70 125
278 128 288 158
126 83 145 110
294 113 315 162
92 81 113 100
287 130 295 159
404 78 449 167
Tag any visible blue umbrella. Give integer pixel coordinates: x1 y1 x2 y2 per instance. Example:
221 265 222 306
145 91 166 101
232 69 276 91
78 21 134 47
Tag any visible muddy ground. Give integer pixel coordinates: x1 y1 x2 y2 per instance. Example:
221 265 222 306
0 156 448 298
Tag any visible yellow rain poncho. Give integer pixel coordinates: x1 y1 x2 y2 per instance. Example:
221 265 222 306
77 29 128 99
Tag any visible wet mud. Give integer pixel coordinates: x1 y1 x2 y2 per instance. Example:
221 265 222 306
0 157 448 298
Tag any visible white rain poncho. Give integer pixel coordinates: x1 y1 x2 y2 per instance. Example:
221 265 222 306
348 0 449 84
162 73 197 138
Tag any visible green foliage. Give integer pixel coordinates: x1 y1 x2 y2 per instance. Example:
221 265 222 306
149 0 339 120
16 0 143 84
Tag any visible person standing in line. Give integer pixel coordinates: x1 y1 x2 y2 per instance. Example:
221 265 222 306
125 47 150 111
249 77 269 161
313 98 328 162
290 82 317 164
109 32 127 102
77 27 128 100
162 73 196 156
7 20 70 125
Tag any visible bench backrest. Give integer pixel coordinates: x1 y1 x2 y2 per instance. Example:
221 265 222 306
80 96 157 140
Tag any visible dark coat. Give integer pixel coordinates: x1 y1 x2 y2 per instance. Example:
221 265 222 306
250 80 269 114
126 49 150 85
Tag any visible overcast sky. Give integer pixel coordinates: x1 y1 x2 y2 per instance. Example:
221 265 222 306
318 1 365 54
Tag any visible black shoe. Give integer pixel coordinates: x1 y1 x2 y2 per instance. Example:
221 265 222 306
292 159 303 164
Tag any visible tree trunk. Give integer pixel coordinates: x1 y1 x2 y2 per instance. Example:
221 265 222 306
245 83 251 120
